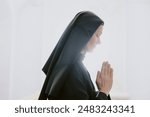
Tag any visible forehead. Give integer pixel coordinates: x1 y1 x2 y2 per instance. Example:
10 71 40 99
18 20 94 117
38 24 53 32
96 25 103 34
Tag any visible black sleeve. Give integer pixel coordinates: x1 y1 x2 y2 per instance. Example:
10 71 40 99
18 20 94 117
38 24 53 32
62 64 111 100
90 91 111 100
48 63 111 100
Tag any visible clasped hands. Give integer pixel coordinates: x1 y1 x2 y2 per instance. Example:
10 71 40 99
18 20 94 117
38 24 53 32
96 61 113 96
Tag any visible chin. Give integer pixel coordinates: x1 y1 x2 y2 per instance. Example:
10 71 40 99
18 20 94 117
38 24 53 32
87 48 94 53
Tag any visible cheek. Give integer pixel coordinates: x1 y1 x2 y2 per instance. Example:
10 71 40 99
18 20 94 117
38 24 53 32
86 35 98 49
91 36 98 45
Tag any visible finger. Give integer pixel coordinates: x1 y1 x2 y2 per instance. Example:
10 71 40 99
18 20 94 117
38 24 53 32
110 68 113 79
96 71 100 84
99 72 104 88
104 61 108 75
103 62 107 75
96 71 100 79
105 62 110 75
101 62 105 75
101 62 105 71
107 63 111 75
96 71 102 90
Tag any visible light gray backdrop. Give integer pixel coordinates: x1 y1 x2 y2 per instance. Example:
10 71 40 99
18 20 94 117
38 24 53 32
0 0 150 99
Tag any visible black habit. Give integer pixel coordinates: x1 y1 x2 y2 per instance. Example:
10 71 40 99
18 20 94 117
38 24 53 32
39 11 111 100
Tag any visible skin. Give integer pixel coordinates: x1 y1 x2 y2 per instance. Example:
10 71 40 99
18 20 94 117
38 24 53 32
86 25 103 52
85 25 113 95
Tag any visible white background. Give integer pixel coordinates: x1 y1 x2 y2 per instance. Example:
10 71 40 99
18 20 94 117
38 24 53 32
0 0 150 99
1 100 150 117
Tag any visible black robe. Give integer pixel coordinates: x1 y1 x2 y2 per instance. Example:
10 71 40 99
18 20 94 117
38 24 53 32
48 54 111 100
39 11 111 100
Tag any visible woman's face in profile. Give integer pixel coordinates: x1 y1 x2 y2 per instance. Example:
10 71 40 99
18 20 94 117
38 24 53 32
86 25 103 52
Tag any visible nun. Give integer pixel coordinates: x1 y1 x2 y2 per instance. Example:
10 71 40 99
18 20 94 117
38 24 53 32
39 11 113 100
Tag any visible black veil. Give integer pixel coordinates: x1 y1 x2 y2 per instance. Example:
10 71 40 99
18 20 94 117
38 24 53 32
39 11 104 99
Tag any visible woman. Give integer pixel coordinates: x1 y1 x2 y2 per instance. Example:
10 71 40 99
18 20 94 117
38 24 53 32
39 11 113 100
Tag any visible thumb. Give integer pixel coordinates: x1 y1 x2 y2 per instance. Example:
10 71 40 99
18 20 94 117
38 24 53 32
96 71 100 79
